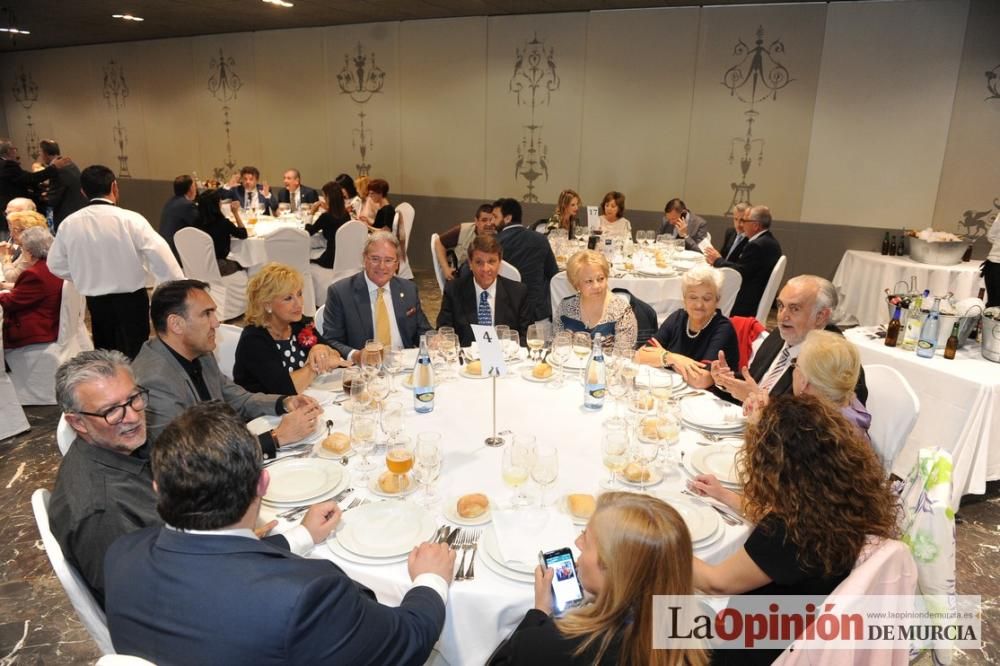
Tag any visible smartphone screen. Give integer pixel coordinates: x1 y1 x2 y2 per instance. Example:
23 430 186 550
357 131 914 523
541 548 585 615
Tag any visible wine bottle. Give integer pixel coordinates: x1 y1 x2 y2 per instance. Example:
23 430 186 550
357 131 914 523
897 235 906 255
916 298 941 358
900 290 927 351
885 306 902 347
583 334 606 411
413 335 435 413
888 236 897 256
881 232 890 255
944 321 960 360
970 288 986 341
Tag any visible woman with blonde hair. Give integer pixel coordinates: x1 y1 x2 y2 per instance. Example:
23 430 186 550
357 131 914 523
489 492 707 666
233 263 346 394
554 250 637 354
691 394 897 665
545 189 581 235
1 209 48 284
598 191 631 238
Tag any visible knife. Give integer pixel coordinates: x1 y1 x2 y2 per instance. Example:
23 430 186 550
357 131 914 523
446 527 462 547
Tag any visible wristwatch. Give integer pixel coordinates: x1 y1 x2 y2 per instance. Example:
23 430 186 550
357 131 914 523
660 349 671 368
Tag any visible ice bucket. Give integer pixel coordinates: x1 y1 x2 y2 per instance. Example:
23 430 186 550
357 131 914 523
908 237 967 266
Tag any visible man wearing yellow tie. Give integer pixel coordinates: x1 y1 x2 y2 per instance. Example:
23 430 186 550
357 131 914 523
322 230 431 363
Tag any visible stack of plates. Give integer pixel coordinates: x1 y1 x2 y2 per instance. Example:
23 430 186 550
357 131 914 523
329 501 436 565
248 415 326 448
683 444 742 490
660 493 724 551
477 528 537 583
262 458 348 507
679 395 745 435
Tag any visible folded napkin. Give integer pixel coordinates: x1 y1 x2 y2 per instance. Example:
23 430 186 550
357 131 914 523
492 508 578 567
681 396 745 427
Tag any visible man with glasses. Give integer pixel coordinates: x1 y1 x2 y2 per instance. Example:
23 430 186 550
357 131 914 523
703 204 782 317
322 231 431 363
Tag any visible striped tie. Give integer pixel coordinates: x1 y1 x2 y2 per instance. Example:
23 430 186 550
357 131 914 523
375 288 391 346
478 290 492 326
758 345 791 393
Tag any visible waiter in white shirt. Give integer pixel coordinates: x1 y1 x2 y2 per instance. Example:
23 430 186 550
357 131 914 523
48 165 184 359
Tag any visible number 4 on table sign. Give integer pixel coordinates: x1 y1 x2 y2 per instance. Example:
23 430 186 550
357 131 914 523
470 324 507 377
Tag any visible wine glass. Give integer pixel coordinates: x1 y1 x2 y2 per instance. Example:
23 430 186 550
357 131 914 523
425 330 442 370
361 340 383 379
531 445 559 507
437 326 455 338
605 367 630 427
439 332 459 380
382 347 402 393
572 332 592 372
550 332 572 388
413 434 442 507
381 400 404 447
349 375 369 413
526 324 544 362
385 434 414 498
502 440 535 509
494 325 511 351
276 202 291 217
573 224 588 243
601 428 628 490
350 407 378 481
633 437 661 494
655 410 682 477
368 373 390 437
503 330 521 365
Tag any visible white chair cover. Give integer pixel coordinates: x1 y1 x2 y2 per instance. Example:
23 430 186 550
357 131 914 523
56 413 75 455
755 254 787 323
313 221 369 303
7 280 94 405
174 228 248 321
394 203 415 280
718 267 743 317
864 364 920 472
314 305 326 336
500 261 521 282
430 233 446 294
96 656 157 666
213 323 243 380
263 227 316 315
0 306 30 440
31 489 115 655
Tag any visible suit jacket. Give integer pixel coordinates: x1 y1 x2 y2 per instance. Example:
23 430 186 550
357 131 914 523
0 259 62 348
105 527 446 666
720 227 747 262
0 158 57 212
497 224 559 322
712 230 782 317
222 184 277 215
657 211 708 251
276 185 319 207
323 273 432 359
437 274 532 347
132 337 283 443
158 195 199 261
46 161 88 228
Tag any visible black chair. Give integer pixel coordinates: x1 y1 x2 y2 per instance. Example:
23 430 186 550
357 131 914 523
612 287 657 348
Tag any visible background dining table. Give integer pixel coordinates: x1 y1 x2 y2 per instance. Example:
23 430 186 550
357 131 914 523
227 215 324 272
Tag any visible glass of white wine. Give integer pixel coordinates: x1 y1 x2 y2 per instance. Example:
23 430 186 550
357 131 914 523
440 332 459 380
531 445 559 507
526 324 544 362
350 407 378 481
502 436 536 508
572 332 591 373
601 429 628 490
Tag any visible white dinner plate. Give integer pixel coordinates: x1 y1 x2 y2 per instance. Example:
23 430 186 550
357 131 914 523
368 473 419 498
263 458 344 504
337 501 436 558
262 466 350 508
679 395 747 430
481 527 536 577
478 538 535 584
692 520 726 552
459 367 491 380
689 445 741 485
658 493 722 543
326 531 409 565
443 495 493 526
312 431 356 459
519 367 555 383
681 419 745 436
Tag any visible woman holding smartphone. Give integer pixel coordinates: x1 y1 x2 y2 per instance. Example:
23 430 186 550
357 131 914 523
488 493 707 666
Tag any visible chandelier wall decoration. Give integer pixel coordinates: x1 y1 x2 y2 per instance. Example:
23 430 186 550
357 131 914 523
10 64 39 162
102 59 131 177
207 48 243 180
336 43 386 177
509 33 560 203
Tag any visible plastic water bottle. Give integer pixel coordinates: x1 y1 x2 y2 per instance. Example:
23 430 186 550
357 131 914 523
916 298 941 359
583 334 606 411
413 335 435 413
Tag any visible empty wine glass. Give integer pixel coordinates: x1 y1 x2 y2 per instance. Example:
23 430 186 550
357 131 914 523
503 330 521 365
633 437 661 494
382 347 402 393
349 375 369 413
439 332 459 380
601 427 628 490
531 445 559 507
351 407 378 481
605 367 630 427
381 400 404 446
502 441 535 509
413 435 442 507
573 224 589 243
550 332 572 388
361 340 383 379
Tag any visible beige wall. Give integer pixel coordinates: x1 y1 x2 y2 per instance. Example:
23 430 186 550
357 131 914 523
1 0 994 244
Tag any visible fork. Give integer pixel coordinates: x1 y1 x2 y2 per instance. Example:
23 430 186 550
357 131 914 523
691 428 743 443
275 486 354 519
462 529 482 580
454 531 474 581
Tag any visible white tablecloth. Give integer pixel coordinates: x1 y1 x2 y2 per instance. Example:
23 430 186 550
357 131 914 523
550 271 683 323
261 366 749 665
832 250 984 327
228 217 322 271
845 327 1000 508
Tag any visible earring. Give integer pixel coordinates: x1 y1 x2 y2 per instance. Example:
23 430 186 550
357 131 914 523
266 307 272 314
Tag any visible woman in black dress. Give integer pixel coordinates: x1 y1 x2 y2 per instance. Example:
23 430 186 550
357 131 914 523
305 182 353 269
194 189 247 277
360 178 395 231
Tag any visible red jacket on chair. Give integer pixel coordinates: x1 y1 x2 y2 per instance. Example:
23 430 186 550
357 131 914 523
0 259 63 349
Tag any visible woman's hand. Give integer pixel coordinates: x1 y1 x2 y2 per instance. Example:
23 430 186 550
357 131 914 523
306 344 344 374
668 352 710 385
634 345 663 367
533 565 555 614
689 474 744 512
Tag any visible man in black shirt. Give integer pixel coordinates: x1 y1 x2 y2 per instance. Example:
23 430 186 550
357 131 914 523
493 197 558 323
158 174 199 261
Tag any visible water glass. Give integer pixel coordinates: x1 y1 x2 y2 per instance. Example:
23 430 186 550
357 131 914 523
381 400 404 444
351 408 378 480
439 332 459 380
502 439 536 508
531 445 559 507
550 332 572 388
413 436 442 507
349 375 370 412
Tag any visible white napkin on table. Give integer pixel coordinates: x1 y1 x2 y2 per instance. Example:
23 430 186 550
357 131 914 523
491 508 578 567
681 395 745 428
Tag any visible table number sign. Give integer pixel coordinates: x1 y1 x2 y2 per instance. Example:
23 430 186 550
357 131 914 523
471 325 507 377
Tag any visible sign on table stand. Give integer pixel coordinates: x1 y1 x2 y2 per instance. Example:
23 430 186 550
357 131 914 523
587 205 600 231
471 325 507 447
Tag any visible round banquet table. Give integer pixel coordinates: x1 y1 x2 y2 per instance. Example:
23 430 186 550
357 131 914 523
257 357 751 666
832 250 984 327
550 271 684 324
227 216 323 271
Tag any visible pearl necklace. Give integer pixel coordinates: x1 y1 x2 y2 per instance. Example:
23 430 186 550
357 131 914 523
685 321 702 339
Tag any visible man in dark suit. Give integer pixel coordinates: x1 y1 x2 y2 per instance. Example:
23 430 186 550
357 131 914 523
718 202 750 263
220 165 277 215
104 402 454 665
710 274 868 405
704 204 782 317
158 174 199 261
324 231 432 363
275 168 319 210
38 139 87 230
657 198 709 251
493 197 559 323
0 138 70 227
437 233 531 346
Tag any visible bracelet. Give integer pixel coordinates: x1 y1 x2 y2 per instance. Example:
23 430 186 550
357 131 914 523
660 349 670 368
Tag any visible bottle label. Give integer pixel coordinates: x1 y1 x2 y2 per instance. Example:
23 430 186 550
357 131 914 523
916 340 934 351
587 384 606 399
415 387 435 403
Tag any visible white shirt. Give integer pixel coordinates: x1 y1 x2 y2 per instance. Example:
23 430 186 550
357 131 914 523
353 273 403 357
751 340 802 386
165 524 448 602
473 280 498 325
47 200 184 295
288 187 301 210
987 210 1000 263
747 228 768 243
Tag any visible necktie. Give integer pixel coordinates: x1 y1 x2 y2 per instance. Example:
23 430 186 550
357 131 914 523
759 345 791 393
292 190 299 210
478 290 492 326
375 288 391 347
726 233 744 260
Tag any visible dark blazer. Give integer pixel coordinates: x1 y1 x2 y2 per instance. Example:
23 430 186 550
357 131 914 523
46 161 88 229
276 185 319 207
158 195 199 261
711 230 782 317
0 259 62 348
198 212 248 260
233 317 330 395
719 228 747 262
222 184 277 215
323 273 432 359
305 212 352 269
488 609 622 666
0 158 57 212
105 527 446 666
437 274 532 347
497 224 559 322
657 211 709 251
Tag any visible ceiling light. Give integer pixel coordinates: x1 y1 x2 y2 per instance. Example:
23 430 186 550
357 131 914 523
262 0 294 7
112 14 145 22
0 27 29 34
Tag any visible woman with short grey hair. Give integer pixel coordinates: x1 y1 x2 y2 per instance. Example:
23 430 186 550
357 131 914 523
0 226 64 349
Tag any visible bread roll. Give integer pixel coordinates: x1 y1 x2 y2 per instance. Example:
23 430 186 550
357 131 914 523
457 493 490 519
532 362 553 379
467 360 482 376
623 463 651 483
321 432 351 454
377 472 411 494
568 494 595 519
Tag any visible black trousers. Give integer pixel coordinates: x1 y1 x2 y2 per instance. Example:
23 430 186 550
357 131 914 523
983 260 1000 308
86 288 150 360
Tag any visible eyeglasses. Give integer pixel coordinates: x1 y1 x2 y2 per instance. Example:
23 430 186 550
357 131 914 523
76 387 149 425
365 256 398 266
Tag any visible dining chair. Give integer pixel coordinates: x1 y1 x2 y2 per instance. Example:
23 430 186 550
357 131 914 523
394 203 415 280
262 227 316 315
863 364 919 472
718 267 743 317
6 280 94 405
0 307 30 440
31 489 116 655
499 261 521 282
754 254 787 323
430 233 446 294
174 227 248 320
95 655 157 665
213 323 243 379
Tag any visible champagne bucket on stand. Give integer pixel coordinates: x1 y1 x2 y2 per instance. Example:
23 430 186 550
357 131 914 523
983 308 1000 363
